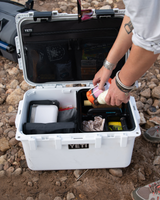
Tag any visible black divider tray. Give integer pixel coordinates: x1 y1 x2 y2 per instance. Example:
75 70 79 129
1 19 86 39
77 88 135 132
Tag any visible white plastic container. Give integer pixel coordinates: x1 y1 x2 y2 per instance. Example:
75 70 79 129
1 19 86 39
15 10 141 170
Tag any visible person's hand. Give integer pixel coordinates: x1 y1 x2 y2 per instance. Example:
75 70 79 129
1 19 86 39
93 66 113 90
105 77 130 106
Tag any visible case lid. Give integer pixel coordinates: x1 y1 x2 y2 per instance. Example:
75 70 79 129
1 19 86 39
15 9 125 87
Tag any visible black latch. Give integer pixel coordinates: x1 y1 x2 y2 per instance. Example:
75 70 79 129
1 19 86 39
25 0 34 10
95 9 115 18
33 11 52 21
0 18 8 32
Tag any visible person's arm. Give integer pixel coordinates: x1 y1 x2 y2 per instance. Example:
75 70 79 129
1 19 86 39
93 15 133 89
105 44 159 106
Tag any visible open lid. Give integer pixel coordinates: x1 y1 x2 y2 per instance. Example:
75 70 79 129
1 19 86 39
15 9 125 87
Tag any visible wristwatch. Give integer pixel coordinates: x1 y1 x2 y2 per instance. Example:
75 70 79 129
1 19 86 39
103 59 115 71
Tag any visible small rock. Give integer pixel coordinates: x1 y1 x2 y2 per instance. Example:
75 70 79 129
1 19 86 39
100 5 111 9
39 1 44 6
60 176 67 182
138 171 145 181
140 97 146 103
0 155 6 165
9 115 16 126
136 101 144 110
156 148 160 156
0 83 5 89
8 106 14 113
0 164 3 171
21 155 25 160
157 74 160 80
149 116 160 125
8 130 15 138
151 78 159 85
71 0 77 3
68 3 76 9
6 89 14 95
0 170 5 177
67 192 75 200
20 160 28 168
152 86 160 98
72 7 77 14
18 142 23 148
12 162 18 166
153 156 160 165
60 5 67 11
0 88 6 105
4 63 12 70
4 128 14 136
106 0 113 3
148 83 157 89
140 113 146 125
140 88 151 98
0 137 10 152
155 69 159 74
0 127 3 135
12 168 22 176
9 138 18 146
38 193 50 200
82 2 90 8
91 1 99 7
54 197 62 200
0 70 6 78
7 80 19 89
145 120 155 129
143 104 151 112
32 177 39 182
153 99 160 108
146 98 153 105
55 181 61 186
6 88 24 105
3 161 11 171
109 169 123 177
7 67 19 76
20 80 32 91
73 181 82 187
6 166 14 177
28 181 33 187
73 169 80 179
26 197 34 200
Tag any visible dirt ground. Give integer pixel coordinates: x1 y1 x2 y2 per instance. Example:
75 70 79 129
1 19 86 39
0 0 160 200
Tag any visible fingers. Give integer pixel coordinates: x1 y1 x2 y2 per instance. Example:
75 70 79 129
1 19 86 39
105 90 130 106
92 76 100 86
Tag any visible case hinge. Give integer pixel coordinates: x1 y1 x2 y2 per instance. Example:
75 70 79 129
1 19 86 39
36 84 57 89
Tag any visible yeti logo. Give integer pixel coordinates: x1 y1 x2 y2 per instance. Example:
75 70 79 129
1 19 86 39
68 144 89 149
24 29 33 33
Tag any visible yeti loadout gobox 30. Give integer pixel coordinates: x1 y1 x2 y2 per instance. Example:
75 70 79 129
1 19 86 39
15 10 141 170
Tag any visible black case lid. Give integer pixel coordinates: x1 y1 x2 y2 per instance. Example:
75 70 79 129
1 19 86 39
16 11 124 86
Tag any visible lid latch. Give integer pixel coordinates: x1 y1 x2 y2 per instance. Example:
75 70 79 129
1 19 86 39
33 11 52 21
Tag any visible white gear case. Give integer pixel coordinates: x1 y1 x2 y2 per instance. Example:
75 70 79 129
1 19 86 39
15 9 141 170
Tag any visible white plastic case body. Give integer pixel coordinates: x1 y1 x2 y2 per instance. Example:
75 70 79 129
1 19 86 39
15 10 141 170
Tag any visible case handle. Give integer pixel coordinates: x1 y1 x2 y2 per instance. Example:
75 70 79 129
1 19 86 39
130 96 140 124
15 100 23 128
